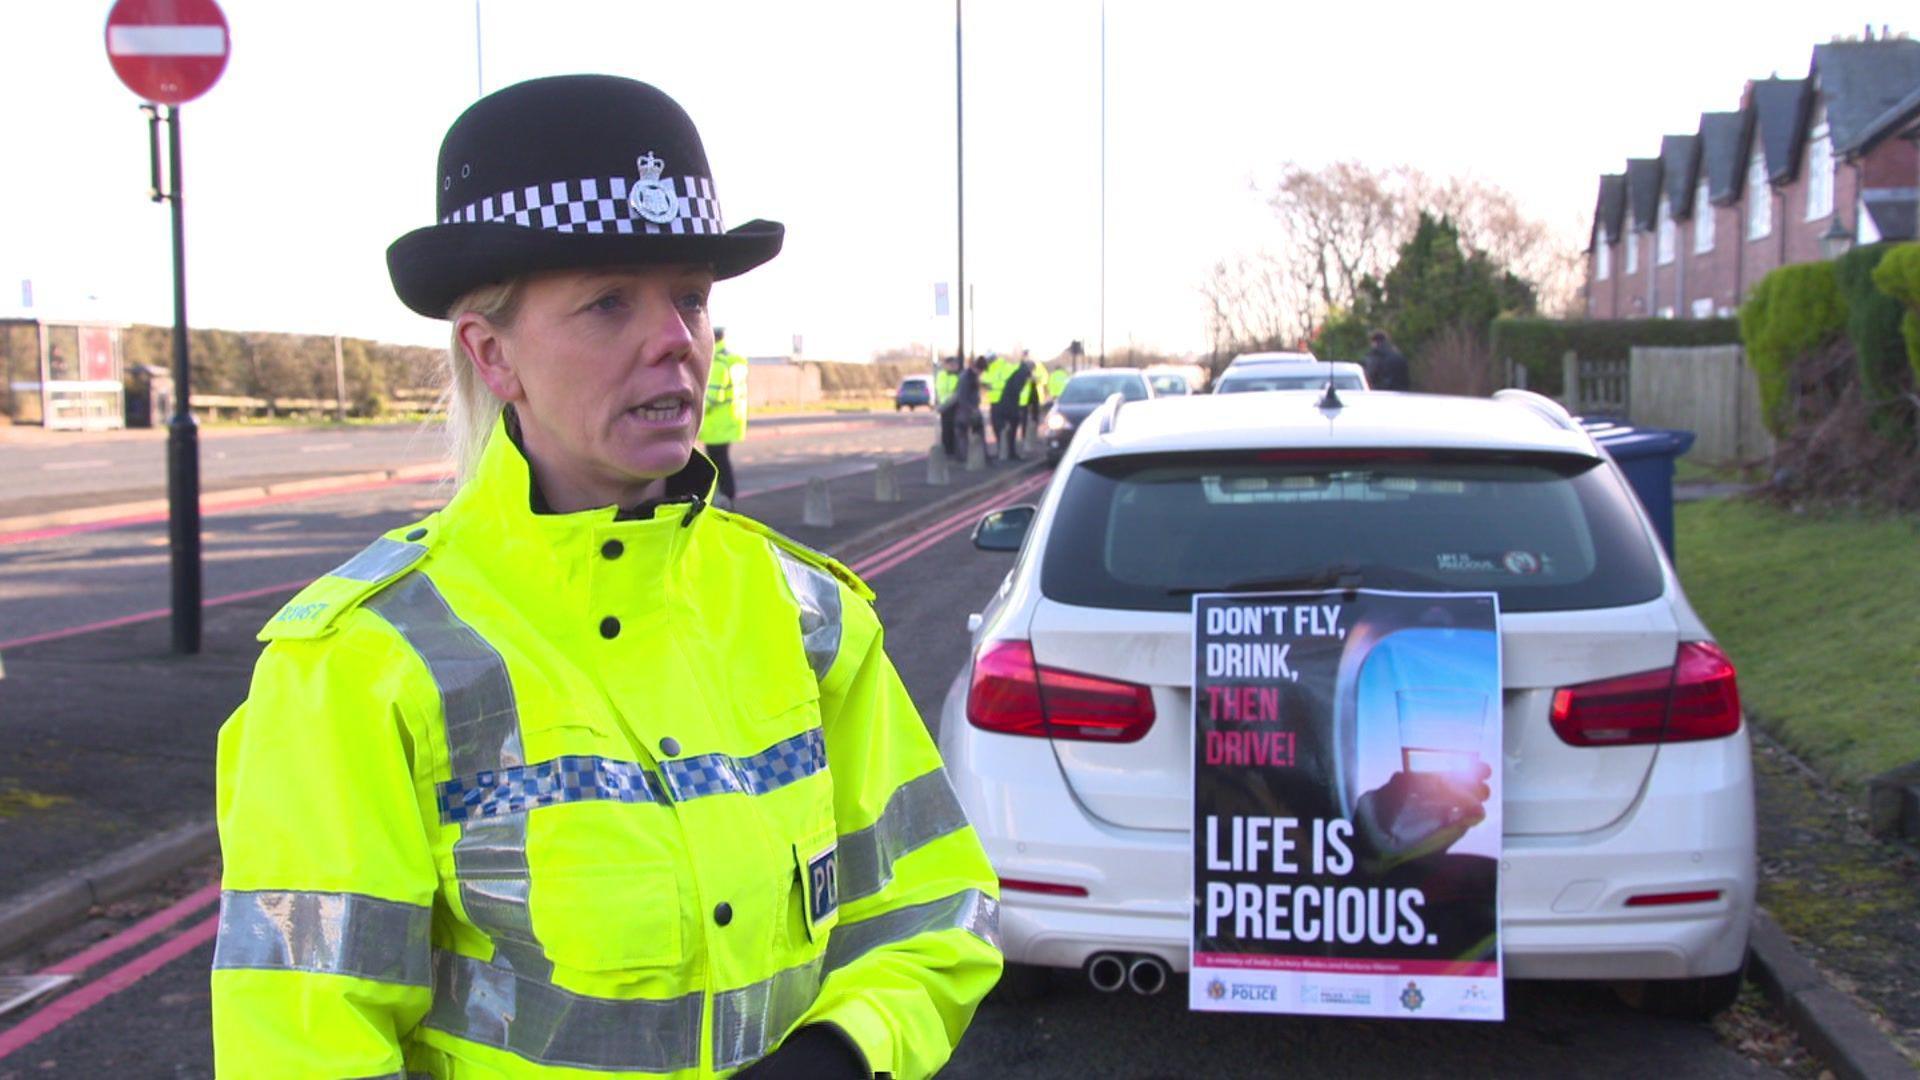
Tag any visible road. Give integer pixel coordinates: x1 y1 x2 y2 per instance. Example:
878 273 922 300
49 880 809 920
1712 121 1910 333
0 412 937 646
0 510 1789 1077
0 411 936 521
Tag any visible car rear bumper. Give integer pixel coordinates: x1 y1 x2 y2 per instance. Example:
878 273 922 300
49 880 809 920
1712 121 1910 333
952 716 1755 981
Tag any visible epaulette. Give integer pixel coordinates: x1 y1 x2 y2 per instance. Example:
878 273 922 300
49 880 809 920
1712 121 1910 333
716 510 874 603
258 518 439 642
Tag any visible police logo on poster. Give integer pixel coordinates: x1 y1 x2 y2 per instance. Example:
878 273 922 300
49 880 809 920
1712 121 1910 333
1188 590 1504 1021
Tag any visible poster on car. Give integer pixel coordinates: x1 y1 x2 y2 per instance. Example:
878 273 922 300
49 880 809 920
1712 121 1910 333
1189 589 1503 1021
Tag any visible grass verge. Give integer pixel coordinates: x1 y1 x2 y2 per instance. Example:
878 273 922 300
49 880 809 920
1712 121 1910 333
1674 496 1920 790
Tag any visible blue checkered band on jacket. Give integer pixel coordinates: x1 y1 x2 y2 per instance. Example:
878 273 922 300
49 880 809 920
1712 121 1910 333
438 755 666 824
440 176 724 236
661 729 826 802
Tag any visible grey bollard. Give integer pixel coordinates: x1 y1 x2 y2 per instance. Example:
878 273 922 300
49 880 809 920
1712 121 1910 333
874 458 901 503
926 443 951 486
802 476 834 527
965 433 986 472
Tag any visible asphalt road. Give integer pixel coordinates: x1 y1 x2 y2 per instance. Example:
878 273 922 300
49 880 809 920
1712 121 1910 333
0 471 1789 1077
0 412 938 646
0 410 937 520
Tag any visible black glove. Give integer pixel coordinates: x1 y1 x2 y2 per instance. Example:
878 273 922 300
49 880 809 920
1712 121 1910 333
736 1023 869 1079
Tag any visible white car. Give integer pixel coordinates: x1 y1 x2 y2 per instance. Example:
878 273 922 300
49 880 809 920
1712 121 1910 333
1225 349 1320 368
1214 359 1369 394
941 388 1754 1017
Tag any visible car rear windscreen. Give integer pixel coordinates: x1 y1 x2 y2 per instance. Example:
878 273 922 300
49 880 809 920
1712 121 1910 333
1059 375 1148 404
1218 374 1364 392
1041 450 1665 613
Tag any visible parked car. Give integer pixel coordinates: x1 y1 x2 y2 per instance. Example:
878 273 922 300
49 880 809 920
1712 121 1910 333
1146 372 1191 396
943 388 1753 1018
1042 369 1153 464
896 374 933 411
1213 359 1369 394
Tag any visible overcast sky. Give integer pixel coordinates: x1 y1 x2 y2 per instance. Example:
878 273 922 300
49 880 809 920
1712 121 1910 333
3 1 1911 362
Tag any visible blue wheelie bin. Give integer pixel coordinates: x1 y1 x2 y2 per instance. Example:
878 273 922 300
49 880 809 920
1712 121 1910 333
1578 419 1696 559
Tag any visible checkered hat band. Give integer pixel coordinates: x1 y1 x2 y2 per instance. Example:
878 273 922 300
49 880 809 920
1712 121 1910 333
438 754 664 824
662 729 826 802
440 175 725 236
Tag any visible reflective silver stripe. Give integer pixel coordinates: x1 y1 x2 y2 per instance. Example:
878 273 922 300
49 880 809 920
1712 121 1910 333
711 956 825 1070
367 574 551 981
711 887 1001 1068
424 949 703 1073
823 888 1001 973
771 545 842 681
212 889 431 987
837 769 971 904
328 536 428 583
660 728 826 802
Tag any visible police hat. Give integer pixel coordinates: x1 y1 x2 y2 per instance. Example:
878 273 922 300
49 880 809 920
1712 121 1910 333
387 75 784 319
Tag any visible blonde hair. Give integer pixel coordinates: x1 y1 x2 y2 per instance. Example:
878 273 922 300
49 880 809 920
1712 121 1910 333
443 281 523 485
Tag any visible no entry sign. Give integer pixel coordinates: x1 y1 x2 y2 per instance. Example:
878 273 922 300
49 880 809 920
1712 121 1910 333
105 0 230 105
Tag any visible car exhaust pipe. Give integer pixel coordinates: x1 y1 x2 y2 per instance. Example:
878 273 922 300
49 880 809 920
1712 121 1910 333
1127 956 1169 996
1086 953 1127 993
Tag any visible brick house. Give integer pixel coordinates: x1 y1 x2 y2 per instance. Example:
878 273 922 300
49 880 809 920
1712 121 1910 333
1586 37 1920 319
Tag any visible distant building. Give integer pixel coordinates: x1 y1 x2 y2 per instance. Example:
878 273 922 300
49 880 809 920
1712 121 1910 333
1587 36 1920 319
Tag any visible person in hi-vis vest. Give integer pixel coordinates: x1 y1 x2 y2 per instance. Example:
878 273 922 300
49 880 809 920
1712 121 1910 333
212 74 1001 1080
700 326 749 507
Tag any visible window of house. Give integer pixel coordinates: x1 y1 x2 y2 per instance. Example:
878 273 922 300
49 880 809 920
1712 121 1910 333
1858 194 1882 245
1691 298 1715 319
1625 225 1638 274
1746 150 1771 239
1657 194 1675 265
1694 180 1714 253
1806 119 1834 221
1597 233 1611 280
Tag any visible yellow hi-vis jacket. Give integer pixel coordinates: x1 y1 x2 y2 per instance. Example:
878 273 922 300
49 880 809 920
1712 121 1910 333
933 369 958 407
980 358 1015 406
212 416 1001 1078
1048 367 1070 399
698 346 748 445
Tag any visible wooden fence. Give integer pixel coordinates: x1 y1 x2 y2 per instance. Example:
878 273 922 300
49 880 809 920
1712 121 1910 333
1627 344 1774 465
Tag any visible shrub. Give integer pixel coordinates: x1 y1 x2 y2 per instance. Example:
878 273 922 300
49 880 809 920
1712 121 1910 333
1739 262 1847 436
1833 244 1915 437
1489 316 1741 398
1871 242 1920 386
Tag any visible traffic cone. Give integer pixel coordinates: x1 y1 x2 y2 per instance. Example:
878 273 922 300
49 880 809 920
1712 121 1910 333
926 443 951 486
874 458 901 503
803 476 834 527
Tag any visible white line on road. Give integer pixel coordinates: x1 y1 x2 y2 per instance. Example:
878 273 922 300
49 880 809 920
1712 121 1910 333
247 519 299 532
298 443 344 453
41 460 113 472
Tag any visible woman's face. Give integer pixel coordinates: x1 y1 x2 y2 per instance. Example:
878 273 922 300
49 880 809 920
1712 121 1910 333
460 264 716 510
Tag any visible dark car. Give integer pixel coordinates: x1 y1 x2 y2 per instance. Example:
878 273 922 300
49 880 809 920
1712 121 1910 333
896 375 933 411
1043 370 1153 464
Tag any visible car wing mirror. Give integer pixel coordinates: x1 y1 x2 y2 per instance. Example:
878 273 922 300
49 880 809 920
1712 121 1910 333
972 504 1036 552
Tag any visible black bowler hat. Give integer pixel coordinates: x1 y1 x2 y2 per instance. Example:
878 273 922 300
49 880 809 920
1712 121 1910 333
387 75 784 319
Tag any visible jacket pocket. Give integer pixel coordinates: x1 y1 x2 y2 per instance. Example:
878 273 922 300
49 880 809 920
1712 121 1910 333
524 803 685 973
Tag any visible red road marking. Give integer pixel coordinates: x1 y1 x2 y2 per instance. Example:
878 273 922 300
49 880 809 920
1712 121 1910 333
0 578 310 653
854 473 1049 580
0 472 448 548
42 882 220 977
0 914 217 1061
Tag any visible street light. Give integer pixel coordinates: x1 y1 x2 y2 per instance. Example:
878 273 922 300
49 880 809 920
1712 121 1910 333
1820 218 1854 261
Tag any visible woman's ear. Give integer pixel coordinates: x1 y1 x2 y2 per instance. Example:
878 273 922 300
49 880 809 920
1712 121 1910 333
455 311 524 404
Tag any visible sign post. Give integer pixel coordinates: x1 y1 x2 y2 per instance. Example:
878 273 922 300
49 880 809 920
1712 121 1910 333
1190 589 1504 1021
104 0 229 655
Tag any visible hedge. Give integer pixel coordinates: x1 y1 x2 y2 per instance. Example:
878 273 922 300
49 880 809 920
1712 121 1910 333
1833 244 1914 436
1489 316 1742 398
1870 242 1920 386
1738 261 1847 436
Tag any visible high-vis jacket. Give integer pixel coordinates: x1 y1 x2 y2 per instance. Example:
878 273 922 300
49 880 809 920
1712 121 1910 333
980 358 1015 406
933 369 958 408
1048 367 1069 399
699 346 749 445
212 416 1001 1078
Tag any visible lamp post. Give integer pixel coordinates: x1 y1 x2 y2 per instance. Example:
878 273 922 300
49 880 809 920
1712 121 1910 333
1820 218 1854 261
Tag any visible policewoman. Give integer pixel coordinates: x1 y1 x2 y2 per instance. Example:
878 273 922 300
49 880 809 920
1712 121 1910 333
210 75 1001 1078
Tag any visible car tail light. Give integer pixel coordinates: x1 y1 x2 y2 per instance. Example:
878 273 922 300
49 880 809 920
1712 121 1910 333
966 640 1156 742
1625 889 1722 907
1550 642 1742 747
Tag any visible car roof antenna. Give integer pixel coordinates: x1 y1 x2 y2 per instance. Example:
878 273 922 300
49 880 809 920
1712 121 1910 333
1317 369 1343 412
